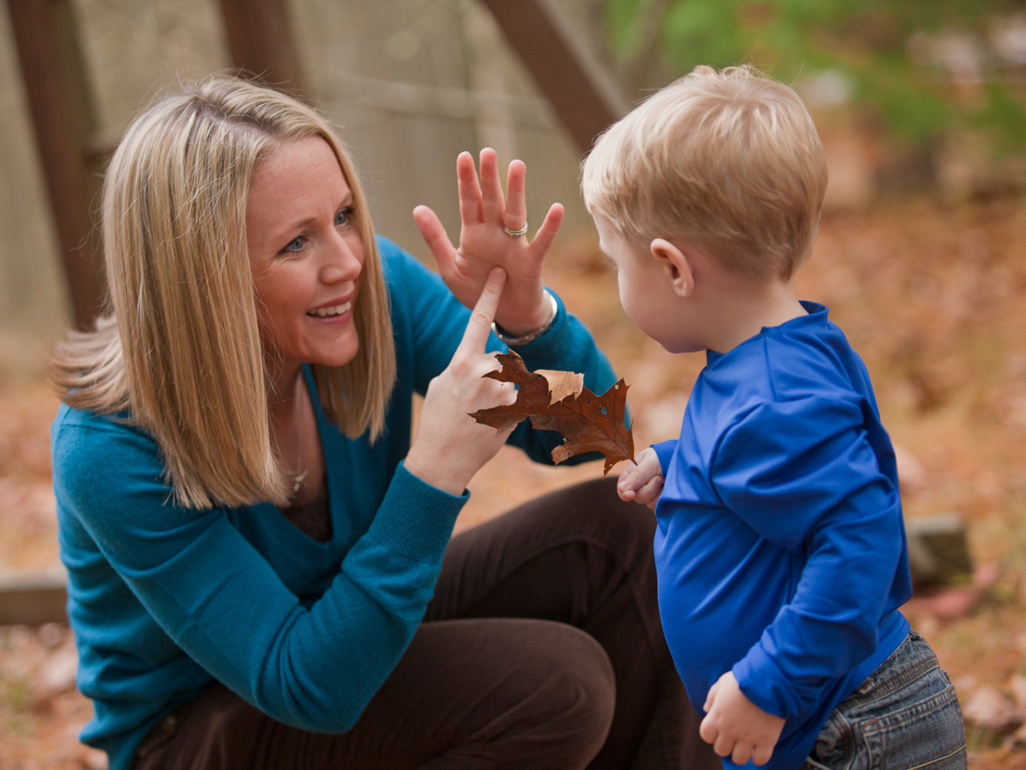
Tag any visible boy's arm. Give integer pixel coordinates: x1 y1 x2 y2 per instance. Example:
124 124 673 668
712 395 906 723
701 670 785 767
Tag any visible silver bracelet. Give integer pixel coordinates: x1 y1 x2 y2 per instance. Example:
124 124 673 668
491 290 559 346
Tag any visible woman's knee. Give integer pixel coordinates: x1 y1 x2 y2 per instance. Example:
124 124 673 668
453 619 615 767
553 621 616 706
523 621 617 758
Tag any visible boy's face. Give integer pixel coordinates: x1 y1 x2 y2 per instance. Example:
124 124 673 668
594 214 688 352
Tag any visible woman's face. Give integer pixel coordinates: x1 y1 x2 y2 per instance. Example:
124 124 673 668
246 136 364 376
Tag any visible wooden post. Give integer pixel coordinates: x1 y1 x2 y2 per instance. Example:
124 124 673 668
6 0 105 329
478 0 629 152
219 0 303 91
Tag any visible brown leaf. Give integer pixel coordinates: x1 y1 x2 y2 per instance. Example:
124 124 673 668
470 352 555 433
536 369 584 405
470 351 635 474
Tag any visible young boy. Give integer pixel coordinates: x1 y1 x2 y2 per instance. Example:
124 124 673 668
581 65 967 769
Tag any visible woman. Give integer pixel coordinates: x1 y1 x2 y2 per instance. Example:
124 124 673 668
50 75 716 769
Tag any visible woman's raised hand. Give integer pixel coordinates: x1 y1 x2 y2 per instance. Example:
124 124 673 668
414 148 564 336
404 268 518 496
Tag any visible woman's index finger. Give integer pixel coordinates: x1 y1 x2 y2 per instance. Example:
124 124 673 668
457 267 507 354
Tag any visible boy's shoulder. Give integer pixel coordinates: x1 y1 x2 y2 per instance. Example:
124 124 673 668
699 305 866 413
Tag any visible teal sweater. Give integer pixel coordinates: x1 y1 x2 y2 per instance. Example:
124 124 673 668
52 236 617 770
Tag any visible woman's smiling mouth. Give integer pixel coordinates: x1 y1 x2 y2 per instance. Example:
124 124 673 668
308 300 352 318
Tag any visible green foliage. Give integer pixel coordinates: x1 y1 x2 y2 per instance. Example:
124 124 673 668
973 83 1026 154
604 0 1026 149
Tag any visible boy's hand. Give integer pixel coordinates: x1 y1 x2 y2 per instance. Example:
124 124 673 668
701 671 785 767
617 447 664 509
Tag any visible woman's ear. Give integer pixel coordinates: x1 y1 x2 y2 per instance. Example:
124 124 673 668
650 238 694 297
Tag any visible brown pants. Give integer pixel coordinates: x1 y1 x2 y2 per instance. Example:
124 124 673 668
134 478 718 769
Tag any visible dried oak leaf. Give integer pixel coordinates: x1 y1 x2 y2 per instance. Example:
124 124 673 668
470 351 635 474
536 369 584 405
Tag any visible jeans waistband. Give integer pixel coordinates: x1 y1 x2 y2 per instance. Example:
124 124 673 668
845 630 938 705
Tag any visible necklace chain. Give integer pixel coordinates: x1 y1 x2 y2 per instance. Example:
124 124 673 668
286 467 309 494
284 393 310 495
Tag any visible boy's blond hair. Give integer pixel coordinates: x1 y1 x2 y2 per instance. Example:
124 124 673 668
50 75 396 510
582 65 828 280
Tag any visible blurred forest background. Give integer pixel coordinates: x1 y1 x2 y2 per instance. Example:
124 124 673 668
1 0 1026 767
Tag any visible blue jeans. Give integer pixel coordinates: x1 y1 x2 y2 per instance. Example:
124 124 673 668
802 630 967 770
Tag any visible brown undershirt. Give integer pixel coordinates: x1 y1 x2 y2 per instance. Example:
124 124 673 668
281 481 332 543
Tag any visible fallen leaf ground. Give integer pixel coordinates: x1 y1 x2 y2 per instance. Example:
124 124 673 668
2 195 1025 767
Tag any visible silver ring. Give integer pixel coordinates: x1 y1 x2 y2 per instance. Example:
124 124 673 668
503 222 529 238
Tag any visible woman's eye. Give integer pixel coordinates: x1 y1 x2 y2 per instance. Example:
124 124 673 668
282 235 306 254
336 207 354 227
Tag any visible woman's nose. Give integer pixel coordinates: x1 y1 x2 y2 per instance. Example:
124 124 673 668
320 232 362 283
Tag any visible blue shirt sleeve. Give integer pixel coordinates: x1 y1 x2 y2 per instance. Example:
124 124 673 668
652 440 677 473
711 395 904 722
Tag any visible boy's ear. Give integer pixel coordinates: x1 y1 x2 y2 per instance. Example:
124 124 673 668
650 238 694 297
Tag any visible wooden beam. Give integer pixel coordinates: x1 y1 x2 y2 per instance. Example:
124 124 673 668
219 0 303 91
478 0 629 152
6 0 104 329
0 567 67 626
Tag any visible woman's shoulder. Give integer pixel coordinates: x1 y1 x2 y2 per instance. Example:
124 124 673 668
52 403 160 482
53 400 141 437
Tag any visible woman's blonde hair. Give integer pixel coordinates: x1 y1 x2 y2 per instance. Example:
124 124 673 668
51 75 396 509
582 65 828 280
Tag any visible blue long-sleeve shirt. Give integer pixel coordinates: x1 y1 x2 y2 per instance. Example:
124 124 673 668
652 302 912 770
51 236 618 770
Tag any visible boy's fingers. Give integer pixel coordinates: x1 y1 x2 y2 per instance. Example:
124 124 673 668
731 743 755 766
617 465 645 494
617 461 638 484
752 745 775 766
457 267 507 354
641 475 664 494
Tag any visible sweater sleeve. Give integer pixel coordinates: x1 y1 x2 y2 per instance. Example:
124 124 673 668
53 411 465 733
710 395 904 723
